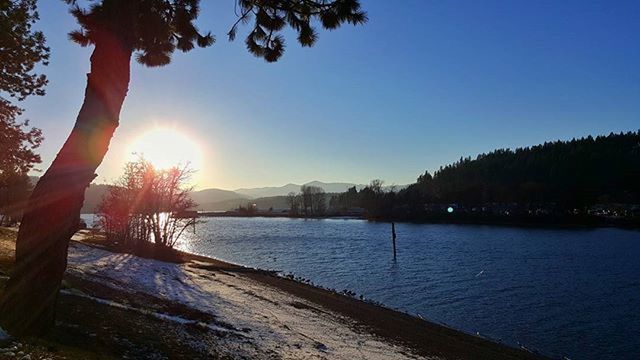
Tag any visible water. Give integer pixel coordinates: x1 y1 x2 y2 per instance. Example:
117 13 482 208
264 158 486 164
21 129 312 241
85 215 639 359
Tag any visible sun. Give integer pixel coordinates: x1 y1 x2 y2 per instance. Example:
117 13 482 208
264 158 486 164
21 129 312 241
127 127 203 172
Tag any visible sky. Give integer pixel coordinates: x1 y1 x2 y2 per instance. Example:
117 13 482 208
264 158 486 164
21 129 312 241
17 0 640 190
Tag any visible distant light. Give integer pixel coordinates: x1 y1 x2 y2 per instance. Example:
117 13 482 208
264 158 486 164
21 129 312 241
447 207 454 213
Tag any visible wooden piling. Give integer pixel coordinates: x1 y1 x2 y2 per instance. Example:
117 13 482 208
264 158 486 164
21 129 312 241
392 222 397 259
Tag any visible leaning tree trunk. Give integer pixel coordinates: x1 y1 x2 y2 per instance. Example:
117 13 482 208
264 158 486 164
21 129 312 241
0 35 132 336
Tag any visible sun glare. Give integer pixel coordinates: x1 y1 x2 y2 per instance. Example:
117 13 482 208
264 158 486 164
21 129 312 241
127 127 203 172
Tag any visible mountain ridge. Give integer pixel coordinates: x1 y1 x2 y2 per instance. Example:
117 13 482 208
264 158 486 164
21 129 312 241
79 180 381 213
233 181 366 198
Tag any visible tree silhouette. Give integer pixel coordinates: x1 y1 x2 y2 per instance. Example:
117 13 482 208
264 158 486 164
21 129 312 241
0 0 46 257
0 111 43 226
330 132 640 221
402 132 640 207
0 0 49 107
300 185 326 216
0 0 366 336
286 191 301 215
0 114 43 183
0 0 47 195
97 157 196 251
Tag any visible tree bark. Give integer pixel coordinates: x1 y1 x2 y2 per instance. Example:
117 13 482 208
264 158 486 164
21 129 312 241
0 34 132 336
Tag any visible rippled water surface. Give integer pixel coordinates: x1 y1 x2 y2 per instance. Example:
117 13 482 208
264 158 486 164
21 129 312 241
85 215 639 359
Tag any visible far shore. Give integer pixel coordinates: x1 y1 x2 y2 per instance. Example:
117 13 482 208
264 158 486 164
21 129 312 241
1 227 547 359
158 210 640 229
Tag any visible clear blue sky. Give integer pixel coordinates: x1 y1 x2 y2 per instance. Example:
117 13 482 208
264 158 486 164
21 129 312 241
20 0 640 190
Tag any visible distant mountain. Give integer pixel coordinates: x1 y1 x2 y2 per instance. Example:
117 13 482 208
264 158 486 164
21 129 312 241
195 198 247 212
190 188 248 204
233 183 300 198
195 181 371 211
190 188 249 212
196 196 290 212
75 180 406 213
81 185 248 213
81 182 352 213
234 181 366 198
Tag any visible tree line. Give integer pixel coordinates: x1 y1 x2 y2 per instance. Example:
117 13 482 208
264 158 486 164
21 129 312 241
330 132 640 222
286 185 327 216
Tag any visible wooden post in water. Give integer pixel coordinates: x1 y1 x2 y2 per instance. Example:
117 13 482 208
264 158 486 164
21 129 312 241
391 222 397 259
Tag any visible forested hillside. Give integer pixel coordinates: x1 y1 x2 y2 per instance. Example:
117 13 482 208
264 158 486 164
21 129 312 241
406 131 640 206
330 132 640 224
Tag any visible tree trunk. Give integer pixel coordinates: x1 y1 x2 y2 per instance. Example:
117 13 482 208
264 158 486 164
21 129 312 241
0 34 132 336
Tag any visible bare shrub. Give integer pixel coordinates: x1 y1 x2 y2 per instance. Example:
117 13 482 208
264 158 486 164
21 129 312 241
96 157 197 251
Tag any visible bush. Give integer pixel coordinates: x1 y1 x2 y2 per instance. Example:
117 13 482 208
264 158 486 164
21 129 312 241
96 157 197 251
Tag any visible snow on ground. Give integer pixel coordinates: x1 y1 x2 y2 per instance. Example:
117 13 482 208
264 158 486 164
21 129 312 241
67 235 434 360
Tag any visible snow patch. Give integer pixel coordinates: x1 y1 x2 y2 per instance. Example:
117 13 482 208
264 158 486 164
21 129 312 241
66 240 433 359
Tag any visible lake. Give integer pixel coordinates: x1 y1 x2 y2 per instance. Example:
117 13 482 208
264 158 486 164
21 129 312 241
81 215 640 359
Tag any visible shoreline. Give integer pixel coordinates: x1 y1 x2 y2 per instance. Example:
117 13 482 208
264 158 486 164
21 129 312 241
83 212 640 229
141 211 640 229
76 230 547 360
